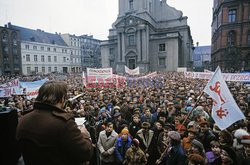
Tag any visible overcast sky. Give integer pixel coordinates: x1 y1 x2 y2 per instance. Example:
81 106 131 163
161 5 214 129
0 0 212 46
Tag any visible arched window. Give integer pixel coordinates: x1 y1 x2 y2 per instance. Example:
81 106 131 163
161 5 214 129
1 30 8 43
227 31 235 46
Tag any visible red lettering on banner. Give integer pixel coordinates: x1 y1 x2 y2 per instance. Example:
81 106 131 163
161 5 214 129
209 81 225 104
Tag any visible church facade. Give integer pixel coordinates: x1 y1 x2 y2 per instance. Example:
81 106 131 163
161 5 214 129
101 0 194 74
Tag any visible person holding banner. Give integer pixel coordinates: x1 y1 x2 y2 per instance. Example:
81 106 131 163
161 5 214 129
16 81 93 165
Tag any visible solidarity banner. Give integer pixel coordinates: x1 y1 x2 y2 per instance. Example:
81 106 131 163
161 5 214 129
203 67 245 130
20 78 48 100
0 79 21 97
125 66 140 75
185 71 250 82
87 68 113 84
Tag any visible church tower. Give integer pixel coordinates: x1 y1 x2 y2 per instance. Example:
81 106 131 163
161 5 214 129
101 0 193 74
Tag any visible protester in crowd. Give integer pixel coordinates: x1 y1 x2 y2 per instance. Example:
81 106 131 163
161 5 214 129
129 114 141 138
97 122 118 165
123 138 147 165
156 131 187 165
16 81 93 165
114 128 132 165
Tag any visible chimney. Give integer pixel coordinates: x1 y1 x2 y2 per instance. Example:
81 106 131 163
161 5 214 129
8 22 11 28
196 42 199 47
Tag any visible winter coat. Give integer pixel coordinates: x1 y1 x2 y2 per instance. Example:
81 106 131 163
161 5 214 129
16 102 93 165
114 136 132 163
97 130 118 163
124 146 147 165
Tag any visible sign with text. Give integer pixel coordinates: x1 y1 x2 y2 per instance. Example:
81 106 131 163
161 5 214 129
125 66 140 75
0 79 21 97
185 71 250 82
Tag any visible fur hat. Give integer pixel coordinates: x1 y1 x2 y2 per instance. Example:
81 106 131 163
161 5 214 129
168 131 181 141
234 129 249 139
114 106 120 110
191 139 204 152
141 122 151 129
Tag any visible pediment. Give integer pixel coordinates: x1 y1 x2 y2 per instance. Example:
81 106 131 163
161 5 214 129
114 15 148 28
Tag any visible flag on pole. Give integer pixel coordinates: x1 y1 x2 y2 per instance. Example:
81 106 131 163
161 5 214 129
203 66 245 130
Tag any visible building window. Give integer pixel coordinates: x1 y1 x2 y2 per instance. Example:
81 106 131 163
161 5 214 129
227 31 236 46
159 57 166 66
12 32 17 45
34 55 38 62
2 31 8 43
35 67 38 73
129 0 133 10
25 45 29 49
26 54 30 62
48 67 51 72
159 43 166 52
63 57 66 62
228 9 236 23
41 46 44 51
54 67 57 72
53 48 56 52
13 47 17 55
42 67 45 73
48 56 51 62
27 67 31 74
3 46 8 54
54 56 57 62
41 55 44 62
128 35 135 46
47 47 50 51
33 46 37 50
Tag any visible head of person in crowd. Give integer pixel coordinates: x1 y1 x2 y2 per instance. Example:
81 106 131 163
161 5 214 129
100 107 107 118
113 112 122 121
190 139 205 156
188 153 205 165
199 121 209 133
168 131 181 146
141 122 151 132
132 114 140 124
187 128 197 141
154 120 163 131
158 111 168 123
35 81 67 109
131 138 140 150
241 135 250 157
144 108 152 117
220 149 233 165
120 128 130 141
163 123 175 134
105 122 114 135
210 140 221 156
113 106 120 114
219 130 233 146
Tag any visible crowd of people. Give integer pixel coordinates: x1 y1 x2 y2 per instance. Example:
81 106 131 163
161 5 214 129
0 72 250 165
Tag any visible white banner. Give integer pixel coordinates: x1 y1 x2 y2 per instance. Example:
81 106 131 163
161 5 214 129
125 66 140 75
204 67 245 130
185 71 250 82
0 79 21 97
20 79 48 100
87 68 113 84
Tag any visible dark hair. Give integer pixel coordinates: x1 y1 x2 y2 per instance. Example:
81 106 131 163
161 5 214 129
36 81 67 105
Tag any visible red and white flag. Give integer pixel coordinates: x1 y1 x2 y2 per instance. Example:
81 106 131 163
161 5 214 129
203 66 245 130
